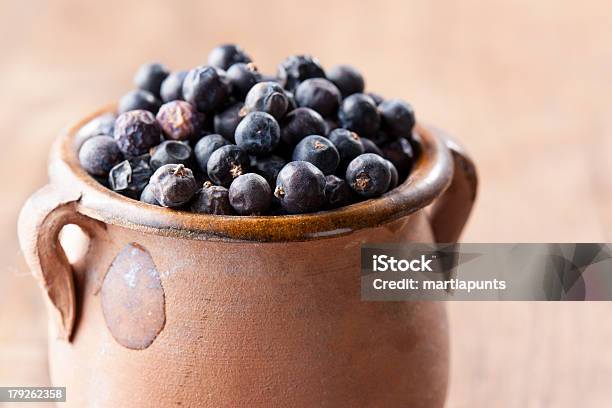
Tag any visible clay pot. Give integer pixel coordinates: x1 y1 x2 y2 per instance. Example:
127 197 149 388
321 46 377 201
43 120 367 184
18 106 477 408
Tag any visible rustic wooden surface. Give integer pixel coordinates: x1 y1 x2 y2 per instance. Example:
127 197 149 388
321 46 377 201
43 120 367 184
1 0 611 406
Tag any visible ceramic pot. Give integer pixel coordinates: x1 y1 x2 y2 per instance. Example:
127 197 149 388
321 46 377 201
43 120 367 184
18 106 477 407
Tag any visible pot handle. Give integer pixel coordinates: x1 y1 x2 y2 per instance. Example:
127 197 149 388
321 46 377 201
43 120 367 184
428 128 478 242
18 184 101 341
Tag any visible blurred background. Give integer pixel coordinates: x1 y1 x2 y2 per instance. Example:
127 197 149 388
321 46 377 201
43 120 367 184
1 0 611 406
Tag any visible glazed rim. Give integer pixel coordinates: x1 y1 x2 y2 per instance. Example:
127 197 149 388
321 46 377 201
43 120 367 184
50 105 454 242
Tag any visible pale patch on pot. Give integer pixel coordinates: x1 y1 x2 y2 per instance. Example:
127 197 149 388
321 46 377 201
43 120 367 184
101 242 166 350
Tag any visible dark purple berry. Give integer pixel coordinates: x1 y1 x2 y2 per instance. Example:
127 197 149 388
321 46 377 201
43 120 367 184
229 173 271 215
150 140 193 170
251 155 286 187
367 92 384 106
156 101 203 141
108 155 153 198
194 134 230 172
274 161 325 214
280 107 326 146
324 175 353 209
345 153 391 198
285 90 298 111
327 65 365 97
75 113 116 148
183 66 230 113
113 110 162 156
378 99 416 139
381 137 415 180
361 137 383 156
213 102 245 143
235 111 280 155
244 81 289 119
207 44 252 70
338 93 380 138
149 164 198 208
227 63 262 99
294 78 341 117
370 129 390 146
324 118 339 135
207 144 250 187
385 159 399 190
140 183 159 206
118 89 161 114
79 135 123 176
134 63 169 98
190 182 233 215
160 71 188 102
277 55 326 91
292 135 339 175
328 128 364 167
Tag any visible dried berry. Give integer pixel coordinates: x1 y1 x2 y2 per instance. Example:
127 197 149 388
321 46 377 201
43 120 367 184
160 70 188 102
295 78 341 117
150 140 193 170
183 66 230 112
191 182 233 215
108 155 153 198
227 63 262 99
381 137 415 180
213 102 245 143
75 113 116 148
338 93 380 138
324 175 353 209
345 153 392 198
156 101 203 141
328 128 364 168
79 135 123 176
206 144 250 187
149 164 198 208
244 81 289 120
327 65 364 97
251 155 286 187
280 107 326 146
113 110 162 156
277 55 326 91
292 135 339 175
194 134 230 173
207 44 252 70
235 111 281 155
229 173 272 215
140 183 159 205
385 159 399 190
274 161 326 214
378 99 416 139
134 63 169 97
118 89 161 114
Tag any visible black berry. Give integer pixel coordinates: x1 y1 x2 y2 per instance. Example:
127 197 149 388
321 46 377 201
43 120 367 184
277 55 326 91
160 71 188 102
324 175 353 209
295 78 341 117
292 135 339 175
251 155 286 187
183 66 230 112
338 93 380 138
324 118 339 135
134 63 169 98
345 153 392 198
379 99 415 139
140 183 159 206
244 81 289 119
385 159 399 190
227 63 262 99
108 155 153 198
75 113 116 148
194 134 230 173
327 65 364 97
118 89 161 114
280 107 326 146
113 110 162 156
150 140 193 170
191 182 233 215
361 137 383 156
149 164 198 208
207 44 251 70
156 101 203 141
229 173 272 215
328 128 364 167
367 92 384 106
213 102 245 143
206 144 250 187
381 137 415 180
274 161 325 214
235 111 280 155
79 135 123 176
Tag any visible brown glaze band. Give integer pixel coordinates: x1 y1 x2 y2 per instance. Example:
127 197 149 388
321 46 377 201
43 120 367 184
49 105 454 242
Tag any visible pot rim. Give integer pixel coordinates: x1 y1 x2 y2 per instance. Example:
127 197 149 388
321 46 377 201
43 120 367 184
49 105 454 242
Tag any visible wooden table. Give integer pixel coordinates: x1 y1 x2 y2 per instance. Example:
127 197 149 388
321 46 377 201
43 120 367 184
1 0 611 406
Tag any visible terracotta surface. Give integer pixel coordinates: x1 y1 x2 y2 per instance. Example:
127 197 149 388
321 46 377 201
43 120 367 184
2 1 612 407
16 111 475 406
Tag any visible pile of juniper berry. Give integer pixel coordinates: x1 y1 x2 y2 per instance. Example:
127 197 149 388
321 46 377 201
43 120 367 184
77 44 419 215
